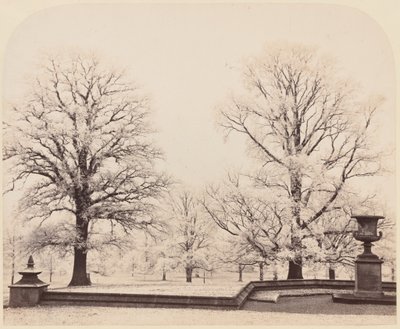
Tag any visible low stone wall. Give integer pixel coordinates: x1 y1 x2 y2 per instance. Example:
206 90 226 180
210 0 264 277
39 279 396 310
41 291 243 310
250 279 396 292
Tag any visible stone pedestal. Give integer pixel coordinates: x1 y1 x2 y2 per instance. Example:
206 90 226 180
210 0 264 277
9 256 49 308
354 256 383 297
9 284 49 307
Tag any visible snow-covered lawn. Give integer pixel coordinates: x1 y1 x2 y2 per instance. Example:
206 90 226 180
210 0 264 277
3 303 396 326
51 281 245 296
47 273 247 296
2 275 248 307
51 283 244 296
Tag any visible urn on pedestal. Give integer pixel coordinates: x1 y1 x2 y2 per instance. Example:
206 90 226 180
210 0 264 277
332 215 396 305
352 215 384 297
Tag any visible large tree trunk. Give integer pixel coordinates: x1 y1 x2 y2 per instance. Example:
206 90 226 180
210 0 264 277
288 166 304 280
69 208 91 286
69 247 91 286
287 236 304 279
287 259 303 279
185 267 193 283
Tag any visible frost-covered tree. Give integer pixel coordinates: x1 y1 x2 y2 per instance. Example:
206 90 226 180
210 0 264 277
217 43 383 278
153 248 177 281
136 231 177 281
3 54 169 285
217 237 260 282
167 191 213 283
202 175 289 275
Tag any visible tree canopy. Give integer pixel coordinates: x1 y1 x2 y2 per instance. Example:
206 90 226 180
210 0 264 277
215 43 384 278
3 54 169 285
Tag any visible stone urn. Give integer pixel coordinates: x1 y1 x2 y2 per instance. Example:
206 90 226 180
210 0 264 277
352 215 384 297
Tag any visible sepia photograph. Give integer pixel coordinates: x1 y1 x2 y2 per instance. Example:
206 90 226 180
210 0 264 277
1 0 398 326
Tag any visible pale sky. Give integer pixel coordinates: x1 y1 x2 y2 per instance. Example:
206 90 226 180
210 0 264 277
2 3 396 205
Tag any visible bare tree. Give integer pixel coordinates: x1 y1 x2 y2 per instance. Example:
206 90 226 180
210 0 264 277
202 175 288 273
153 247 177 281
3 54 169 285
319 216 359 279
221 240 268 281
218 43 383 278
3 226 24 284
167 191 213 283
212 232 260 282
33 250 59 283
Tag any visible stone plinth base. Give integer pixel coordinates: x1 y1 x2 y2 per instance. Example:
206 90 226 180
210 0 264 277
332 293 396 305
355 256 383 295
9 283 49 307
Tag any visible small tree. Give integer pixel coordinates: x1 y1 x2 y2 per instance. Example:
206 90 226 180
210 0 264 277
147 231 178 281
34 250 59 283
167 191 213 283
202 175 288 274
218 236 262 282
3 225 24 284
319 211 359 279
3 54 169 286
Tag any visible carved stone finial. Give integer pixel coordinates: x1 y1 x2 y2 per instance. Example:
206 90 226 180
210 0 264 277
27 255 35 269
